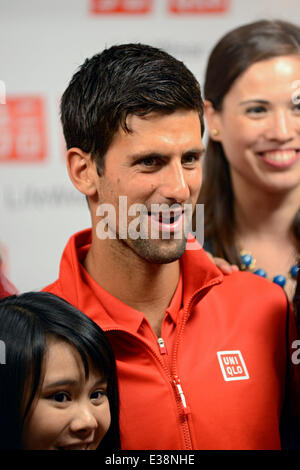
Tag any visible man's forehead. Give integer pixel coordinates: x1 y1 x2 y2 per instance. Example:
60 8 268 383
102 110 203 165
119 109 202 135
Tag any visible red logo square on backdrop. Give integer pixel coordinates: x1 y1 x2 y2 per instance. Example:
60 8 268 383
90 0 152 14
169 0 230 14
0 96 47 163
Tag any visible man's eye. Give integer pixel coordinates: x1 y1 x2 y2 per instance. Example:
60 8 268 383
140 157 159 167
182 154 200 165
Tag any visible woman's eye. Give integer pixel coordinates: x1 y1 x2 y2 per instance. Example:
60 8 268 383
292 103 300 113
245 106 267 115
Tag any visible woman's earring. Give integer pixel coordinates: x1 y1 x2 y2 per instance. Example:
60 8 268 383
211 128 219 137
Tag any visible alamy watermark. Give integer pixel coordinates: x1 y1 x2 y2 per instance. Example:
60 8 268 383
95 197 204 249
291 340 300 365
0 340 6 364
0 338 299 366
291 80 300 105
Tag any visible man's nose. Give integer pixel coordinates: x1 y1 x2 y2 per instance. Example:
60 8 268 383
158 160 190 202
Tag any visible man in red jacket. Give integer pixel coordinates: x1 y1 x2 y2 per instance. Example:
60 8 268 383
44 44 300 449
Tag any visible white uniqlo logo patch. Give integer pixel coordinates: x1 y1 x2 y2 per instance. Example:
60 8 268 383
217 350 249 381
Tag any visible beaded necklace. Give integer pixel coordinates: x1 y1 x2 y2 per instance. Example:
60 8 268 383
240 249 299 288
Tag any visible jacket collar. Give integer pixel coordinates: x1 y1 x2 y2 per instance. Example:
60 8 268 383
57 229 223 330
181 236 224 306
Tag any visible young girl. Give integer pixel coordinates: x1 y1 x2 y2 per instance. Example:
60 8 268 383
199 19 300 301
0 291 120 450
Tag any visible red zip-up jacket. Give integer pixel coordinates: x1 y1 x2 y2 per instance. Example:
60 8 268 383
43 229 300 450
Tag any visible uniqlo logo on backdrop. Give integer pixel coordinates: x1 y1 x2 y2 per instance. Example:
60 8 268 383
0 96 47 163
169 0 230 14
217 351 249 382
91 0 152 14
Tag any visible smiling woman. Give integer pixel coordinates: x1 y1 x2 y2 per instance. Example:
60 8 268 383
0 292 120 450
198 19 300 301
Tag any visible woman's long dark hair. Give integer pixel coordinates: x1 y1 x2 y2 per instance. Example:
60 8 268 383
0 292 120 450
198 19 300 265
295 270 300 322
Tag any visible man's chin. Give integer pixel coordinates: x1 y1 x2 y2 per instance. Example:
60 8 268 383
130 237 187 264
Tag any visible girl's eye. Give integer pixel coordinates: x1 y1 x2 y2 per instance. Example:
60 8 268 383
90 390 106 403
52 392 69 403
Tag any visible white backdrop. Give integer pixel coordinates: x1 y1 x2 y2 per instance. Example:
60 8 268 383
1 0 300 292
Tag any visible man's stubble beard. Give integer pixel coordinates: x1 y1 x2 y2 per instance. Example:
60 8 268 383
126 235 188 265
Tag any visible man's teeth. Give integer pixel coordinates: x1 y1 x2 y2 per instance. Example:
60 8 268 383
262 150 296 162
154 213 181 223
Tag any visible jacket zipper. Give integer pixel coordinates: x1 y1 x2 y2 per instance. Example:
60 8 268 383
157 338 189 414
157 335 192 446
173 375 188 410
105 328 176 390
105 277 221 450
157 337 167 354
169 278 222 449
105 327 193 448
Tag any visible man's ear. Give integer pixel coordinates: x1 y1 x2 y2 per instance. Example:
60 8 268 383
66 148 98 197
204 100 222 142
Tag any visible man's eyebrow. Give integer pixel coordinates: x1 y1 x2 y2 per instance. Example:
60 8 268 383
128 148 205 160
239 99 269 106
128 151 167 160
183 148 205 156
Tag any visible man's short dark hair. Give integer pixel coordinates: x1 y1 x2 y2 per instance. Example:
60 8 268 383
61 43 204 172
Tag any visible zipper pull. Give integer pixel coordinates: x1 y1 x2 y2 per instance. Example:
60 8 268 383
157 337 167 354
173 376 190 414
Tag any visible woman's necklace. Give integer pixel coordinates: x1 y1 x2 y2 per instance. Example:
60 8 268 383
240 249 299 288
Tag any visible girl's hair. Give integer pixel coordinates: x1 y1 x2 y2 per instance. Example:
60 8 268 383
0 291 120 450
198 19 300 264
